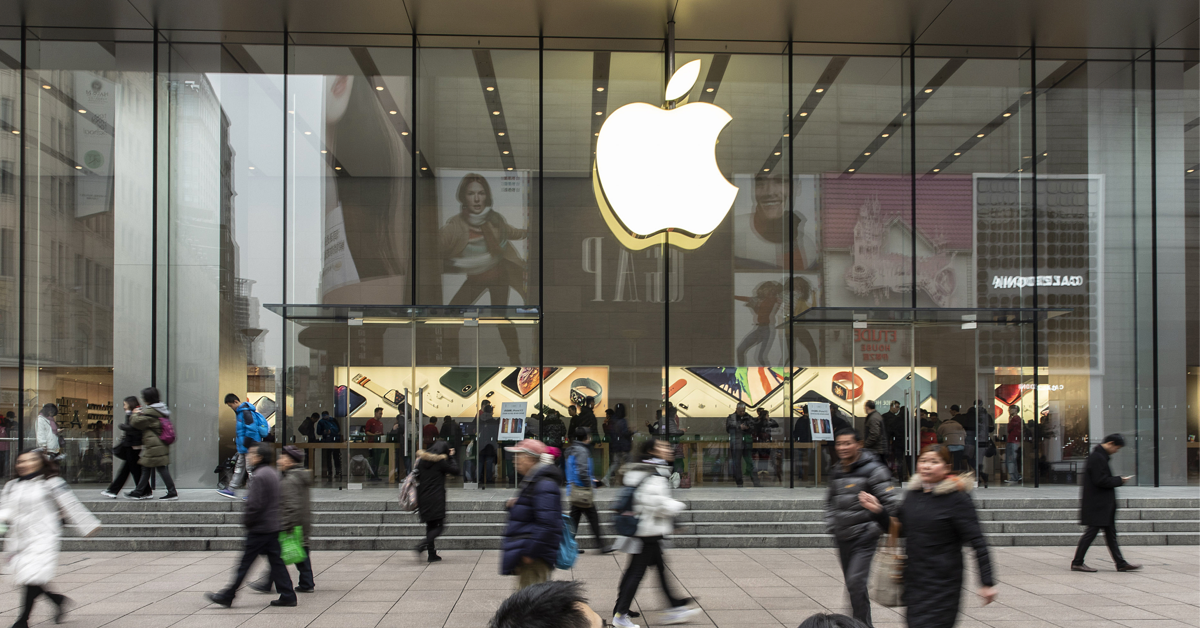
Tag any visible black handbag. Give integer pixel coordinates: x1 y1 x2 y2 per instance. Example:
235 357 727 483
984 442 997 458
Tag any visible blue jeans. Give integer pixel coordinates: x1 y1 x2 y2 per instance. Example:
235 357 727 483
1006 443 1022 481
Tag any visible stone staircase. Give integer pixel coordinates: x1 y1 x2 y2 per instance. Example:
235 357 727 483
64 489 1199 552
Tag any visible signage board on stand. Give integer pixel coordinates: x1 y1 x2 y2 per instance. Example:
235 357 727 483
808 402 834 441
499 402 528 441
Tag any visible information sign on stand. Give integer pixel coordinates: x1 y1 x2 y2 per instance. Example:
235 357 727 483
808 403 834 442
499 402 528 441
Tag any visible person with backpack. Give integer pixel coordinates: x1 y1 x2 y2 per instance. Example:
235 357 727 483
565 427 610 554
316 411 342 482
101 396 144 498
0 449 101 628
414 440 459 563
126 388 178 501
611 438 699 628
219 394 269 497
499 439 563 590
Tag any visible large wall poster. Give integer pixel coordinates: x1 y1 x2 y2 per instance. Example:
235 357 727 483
437 168 532 307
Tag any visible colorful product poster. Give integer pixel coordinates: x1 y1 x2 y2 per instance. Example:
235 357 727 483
808 402 834 441
499 402 528 441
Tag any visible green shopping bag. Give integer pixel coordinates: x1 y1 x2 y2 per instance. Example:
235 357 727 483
279 527 307 565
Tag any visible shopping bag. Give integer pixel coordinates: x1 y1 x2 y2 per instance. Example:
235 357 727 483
868 518 905 607
555 514 579 569
279 526 307 565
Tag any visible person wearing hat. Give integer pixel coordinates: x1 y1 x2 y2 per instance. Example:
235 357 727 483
248 445 315 595
499 439 564 590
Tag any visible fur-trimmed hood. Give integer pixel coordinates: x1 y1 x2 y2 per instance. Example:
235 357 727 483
908 472 975 495
415 449 447 463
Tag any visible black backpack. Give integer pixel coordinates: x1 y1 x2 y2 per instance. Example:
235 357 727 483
611 473 654 536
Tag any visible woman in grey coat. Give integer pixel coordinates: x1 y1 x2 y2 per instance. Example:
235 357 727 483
251 446 314 593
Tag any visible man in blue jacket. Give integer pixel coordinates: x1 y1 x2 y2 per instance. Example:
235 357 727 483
218 394 260 498
500 439 563 590
565 427 611 554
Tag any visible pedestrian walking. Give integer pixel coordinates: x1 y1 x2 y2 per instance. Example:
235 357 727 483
861 444 997 628
126 388 178 501
101 396 143 498
1004 405 1022 483
219 393 264 497
566 427 610 554
249 446 315 594
862 401 888 461
611 438 700 628
726 403 758 487
0 449 101 628
206 443 297 608
823 427 900 627
414 440 460 563
1071 433 1141 572
499 439 562 590
316 411 343 481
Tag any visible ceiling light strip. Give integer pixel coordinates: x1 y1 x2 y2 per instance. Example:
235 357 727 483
762 56 848 173
473 49 516 171
697 54 730 104
590 52 611 154
349 46 432 176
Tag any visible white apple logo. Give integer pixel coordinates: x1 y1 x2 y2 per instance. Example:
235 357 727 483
593 60 738 250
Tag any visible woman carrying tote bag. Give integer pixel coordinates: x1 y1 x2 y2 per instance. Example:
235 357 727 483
861 444 997 628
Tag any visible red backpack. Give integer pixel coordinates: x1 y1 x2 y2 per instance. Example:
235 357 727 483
158 415 176 445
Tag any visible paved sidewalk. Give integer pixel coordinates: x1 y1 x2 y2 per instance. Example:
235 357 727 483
1 546 1196 628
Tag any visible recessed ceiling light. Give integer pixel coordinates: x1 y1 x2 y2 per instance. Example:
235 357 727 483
1023 155 1031 159
41 85 50 89
1188 169 1195 173
774 152 781 156
1024 90 1032 95
389 110 397 115
249 166 255 170
320 150 327 154
595 111 603 116
783 133 789 137
902 112 907 116
881 133 889 138
924 88 933 93
10 130 17 135
595 87 604 92
75 165 82 169
288 110 295 114
1002 112 1012 117
933 168 940 172
401 131 409 136
486 86 495 91
976 133 985 138
493 111 500 115
1042 152 1048 156
864 152 871 156
78 109 86 114
498 132 505 136
763 168 770 172
1018 168 1024 172
375 86 384 91
706 87 714 92
848 168 855 172
421 166 428 170
594 132 599 136
953 152 961 156
814 88 824 93
799 112 808 117
304 131 312 135
335 166 342 170
502 150 509 154
507 167 513 171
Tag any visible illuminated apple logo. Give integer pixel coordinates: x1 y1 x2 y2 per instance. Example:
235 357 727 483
593 60 738 250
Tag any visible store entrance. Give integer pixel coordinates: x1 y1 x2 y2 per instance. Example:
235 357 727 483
791 307 1069 487
267 304 539 489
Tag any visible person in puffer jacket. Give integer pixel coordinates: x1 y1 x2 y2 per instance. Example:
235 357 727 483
219 394 260 498
824 427 900 627
611 438 700 628
127 388 178 501
250 446 315 593
499 439 562 590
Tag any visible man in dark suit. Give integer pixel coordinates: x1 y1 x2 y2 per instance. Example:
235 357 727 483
1071 433 1141 572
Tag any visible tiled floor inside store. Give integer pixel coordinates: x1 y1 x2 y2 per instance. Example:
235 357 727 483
2 545 1196 628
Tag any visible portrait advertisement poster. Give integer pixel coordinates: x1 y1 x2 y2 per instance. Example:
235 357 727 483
74 72 118 218
437 168 532 307
499 401 528 441
807 402 834 441
731 173 819 272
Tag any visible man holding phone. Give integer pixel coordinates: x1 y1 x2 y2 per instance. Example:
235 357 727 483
1071 433 1141 572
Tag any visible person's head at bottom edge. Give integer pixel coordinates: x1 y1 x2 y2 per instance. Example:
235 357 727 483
798 613 869 628
489 580 602 628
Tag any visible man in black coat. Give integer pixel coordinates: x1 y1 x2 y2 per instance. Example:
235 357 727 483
1071 433 1141 572
824 427 901 626
207 444 297 607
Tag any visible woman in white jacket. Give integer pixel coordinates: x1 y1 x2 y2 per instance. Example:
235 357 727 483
611 439 701 628
0 450 100 627
35 404 61 456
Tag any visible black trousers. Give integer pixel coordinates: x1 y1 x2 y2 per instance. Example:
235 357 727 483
133 465 175 495
17 584 64 623
836 534 878 627
253 543 314 592
613 536 687 617
106 452 142 494
1073 525 1126 566
322 448 343 479
421 519 445 555
220 532 296 602
570 503 603 547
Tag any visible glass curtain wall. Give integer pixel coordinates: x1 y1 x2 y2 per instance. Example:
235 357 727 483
0 33 19 475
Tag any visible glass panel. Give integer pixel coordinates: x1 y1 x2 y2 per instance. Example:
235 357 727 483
24 37 154 484
165 42 284 486
1184 58 1198 485
0 38 19 476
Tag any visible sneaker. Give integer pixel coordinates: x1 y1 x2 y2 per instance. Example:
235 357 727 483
159 492 179 501
100 490 118 499
612 614 640 628
123 491 152 500
662 606 701 625
601 546 616 554
204 592 232 608
269 597 297 607
216 488 237 499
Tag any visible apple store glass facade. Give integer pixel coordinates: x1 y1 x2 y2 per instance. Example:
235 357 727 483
0 29 1195 489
